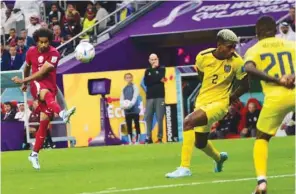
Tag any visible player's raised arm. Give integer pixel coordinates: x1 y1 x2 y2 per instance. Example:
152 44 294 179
22 61 55 84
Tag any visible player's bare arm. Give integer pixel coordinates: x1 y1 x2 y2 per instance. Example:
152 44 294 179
197 69 204 82
245 61 294 89
230 76 249 103
12 62 55 85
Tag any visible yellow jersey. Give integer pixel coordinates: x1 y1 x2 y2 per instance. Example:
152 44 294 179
195 48 246 105
244 37 295 97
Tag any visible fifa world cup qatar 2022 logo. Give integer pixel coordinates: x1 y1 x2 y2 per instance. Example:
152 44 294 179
152 1 203 28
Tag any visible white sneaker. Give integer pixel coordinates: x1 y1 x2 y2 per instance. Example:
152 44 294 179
165 167 192 178
28 154 40 170
59 107 76 123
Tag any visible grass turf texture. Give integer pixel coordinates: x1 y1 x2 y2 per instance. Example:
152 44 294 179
2 137 295 194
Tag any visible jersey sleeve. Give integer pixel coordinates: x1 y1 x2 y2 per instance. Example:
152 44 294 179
244 47 261 70
195 53 204 72
235 55 247 80
46 51 61 68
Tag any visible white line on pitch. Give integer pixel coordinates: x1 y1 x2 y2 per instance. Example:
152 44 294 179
80 174 295 194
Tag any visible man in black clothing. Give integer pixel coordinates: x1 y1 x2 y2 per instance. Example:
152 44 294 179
144 53 166 143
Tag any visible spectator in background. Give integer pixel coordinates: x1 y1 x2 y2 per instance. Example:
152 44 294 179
240 102 260 138
284 6 295 32
40 22 49 29
86 1 95 11
117 2 134 22
13 0 41 27
2 102 16 121
280 111 295 136
1 2 7 24
27 15 41 37
81 8 97 42
6 28 18 46
144 53 166 144
61 3 81 27
15 103 31 121
52 25 63 48
49 14 60 30
20 29 34 47
3 8 16 38
120 73 141 144
0 43 10 70
95 2 109 31
7 45 23 70
48 3 62 22
63 12 82 37
209 105 241 139
16 37 28 61
276 22 296 41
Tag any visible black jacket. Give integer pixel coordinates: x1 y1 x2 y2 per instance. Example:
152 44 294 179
144 66 165 99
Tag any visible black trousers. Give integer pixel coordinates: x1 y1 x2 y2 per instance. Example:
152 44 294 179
125 113 140 137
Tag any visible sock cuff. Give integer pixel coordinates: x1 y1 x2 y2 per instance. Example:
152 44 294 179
257 176 267 183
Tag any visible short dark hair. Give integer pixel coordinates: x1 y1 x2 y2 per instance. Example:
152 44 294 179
10 28 16 32
290 6 295 9
4 102 12 106
20 29 26 32
256 16 276 38
124 73 133 78
17 37 24 41
33 28 53 43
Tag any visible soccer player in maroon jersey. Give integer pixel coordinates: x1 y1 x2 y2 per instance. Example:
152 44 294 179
12 28 76 170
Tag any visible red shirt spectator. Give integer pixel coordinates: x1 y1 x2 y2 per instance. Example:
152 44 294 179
61 3 81 28
52 25 63 47
6 28 17 46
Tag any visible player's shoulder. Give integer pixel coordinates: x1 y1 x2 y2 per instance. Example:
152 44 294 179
198 48 216 57
196 48 216 62
281 38 295 50
27 46 38 54
48 46 61 57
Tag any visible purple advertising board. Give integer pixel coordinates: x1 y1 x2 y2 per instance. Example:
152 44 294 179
128 0 294 36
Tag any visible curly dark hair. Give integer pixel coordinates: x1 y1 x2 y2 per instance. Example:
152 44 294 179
256 16 276 39
33 28 53 43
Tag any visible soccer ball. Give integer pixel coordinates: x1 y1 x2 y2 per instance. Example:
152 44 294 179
122 100 131 109
75 42 95 63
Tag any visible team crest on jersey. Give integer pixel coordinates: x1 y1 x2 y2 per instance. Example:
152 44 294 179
38 56 44 63
224 65 231 73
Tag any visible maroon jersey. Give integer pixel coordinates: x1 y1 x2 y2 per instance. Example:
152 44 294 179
25 46 60 95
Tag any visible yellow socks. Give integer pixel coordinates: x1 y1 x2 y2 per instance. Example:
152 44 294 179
180 130 195 168
254 139 268 181
201 141 221 162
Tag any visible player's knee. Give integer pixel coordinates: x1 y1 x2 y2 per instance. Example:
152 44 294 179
256 130 272 142
39 89 51 101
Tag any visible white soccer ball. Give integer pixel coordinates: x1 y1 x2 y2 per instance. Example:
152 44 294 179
75 42 95 63
123 100 131 109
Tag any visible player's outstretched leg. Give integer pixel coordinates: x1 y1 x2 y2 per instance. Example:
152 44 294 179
28 112 50 170
41 90 76 123
194 132 228 172
252 131 271 194
165 110 207 178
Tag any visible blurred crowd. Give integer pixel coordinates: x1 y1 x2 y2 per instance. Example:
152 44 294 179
1 0 137 71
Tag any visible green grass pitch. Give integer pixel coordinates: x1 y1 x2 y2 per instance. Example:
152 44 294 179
2 136 295 194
